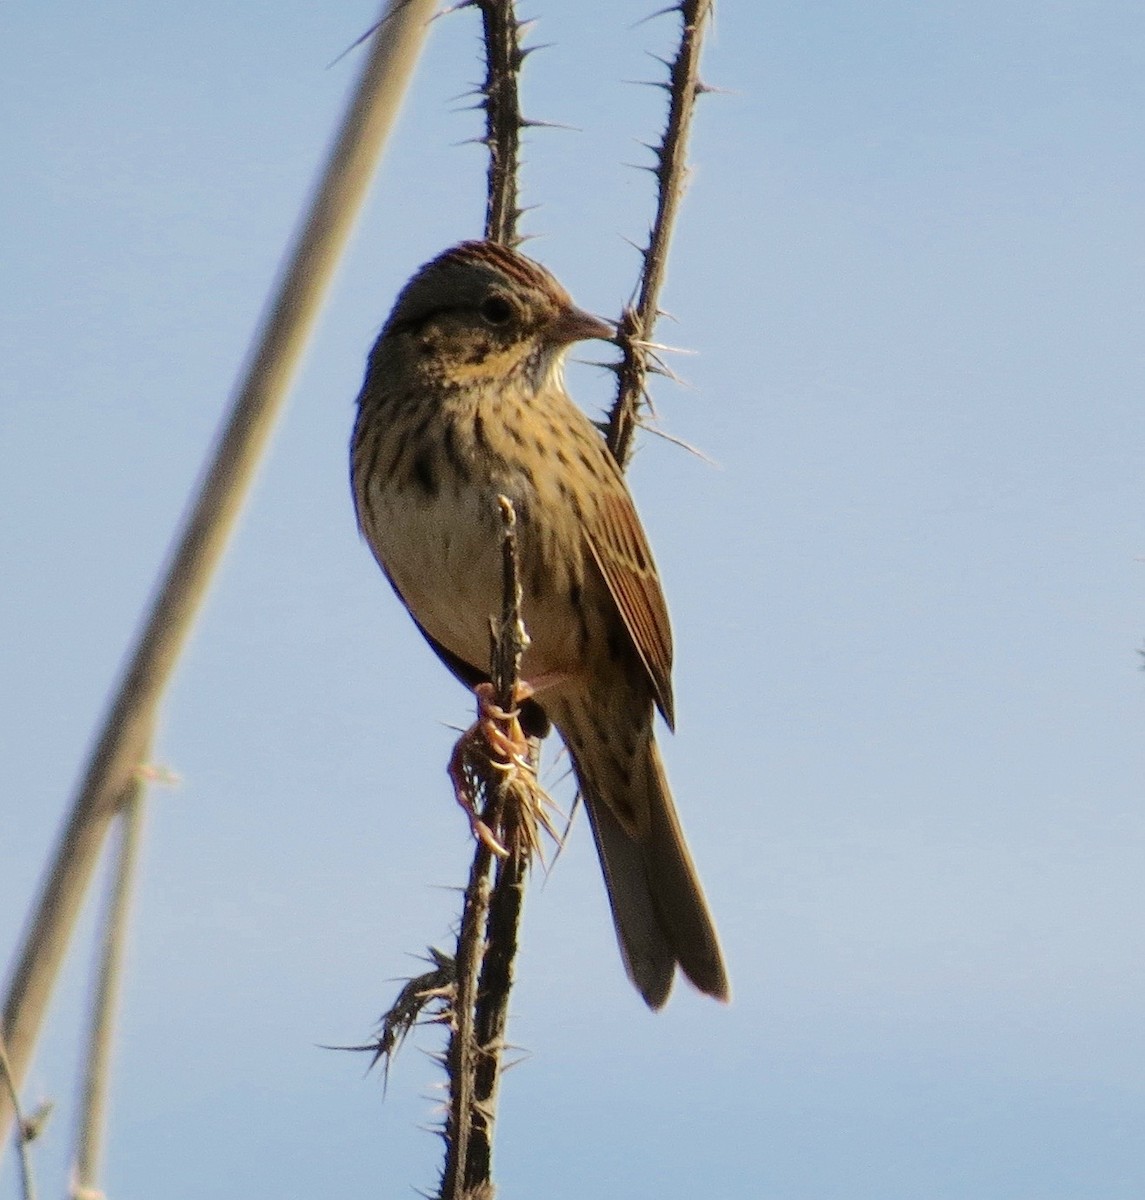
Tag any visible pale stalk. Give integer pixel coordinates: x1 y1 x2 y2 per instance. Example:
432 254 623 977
0 0 439 1149
71 786 146 1199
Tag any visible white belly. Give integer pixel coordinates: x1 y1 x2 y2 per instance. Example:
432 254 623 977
361 451 591 688
373 483 507 671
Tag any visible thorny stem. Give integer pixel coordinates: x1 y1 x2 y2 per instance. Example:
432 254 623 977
467 499 529 1189
441 497 530 1200
441 836 495 1199
607 0 714 468
476 0 527 246
438 0 534 1194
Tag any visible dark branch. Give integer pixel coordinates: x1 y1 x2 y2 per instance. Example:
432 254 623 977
476 0 529 246
607 0 714 468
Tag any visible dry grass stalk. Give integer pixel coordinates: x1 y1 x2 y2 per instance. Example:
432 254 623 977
0 0 439 1157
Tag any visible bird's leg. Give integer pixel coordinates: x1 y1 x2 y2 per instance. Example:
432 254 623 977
447 680 547 858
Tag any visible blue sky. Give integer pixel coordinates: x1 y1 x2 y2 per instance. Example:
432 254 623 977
3 2 1143 1197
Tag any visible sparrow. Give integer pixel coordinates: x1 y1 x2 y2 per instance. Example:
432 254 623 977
351 240 728 1008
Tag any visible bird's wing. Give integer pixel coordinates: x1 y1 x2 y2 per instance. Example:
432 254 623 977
584 486 676 729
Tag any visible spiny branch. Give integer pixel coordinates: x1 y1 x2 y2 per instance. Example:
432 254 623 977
438 3 538 1193
440 497 538 1200
473 0 531 246
607 0 714 468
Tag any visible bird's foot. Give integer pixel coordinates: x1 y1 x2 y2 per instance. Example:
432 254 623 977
448 732 509 857
447 681 540 858
473 680 533 768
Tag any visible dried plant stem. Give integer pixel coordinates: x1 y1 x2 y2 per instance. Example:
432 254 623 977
607 0 714 467
0 0 438 1150
72 785 147 1199
0 1034 36 1200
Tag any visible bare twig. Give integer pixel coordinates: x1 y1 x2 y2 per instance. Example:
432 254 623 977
73 786 147 1199
607 0 714 467
0 1032 37 1200
0 0 439 1151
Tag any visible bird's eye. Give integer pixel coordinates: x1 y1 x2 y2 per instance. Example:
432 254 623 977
479 295 515 326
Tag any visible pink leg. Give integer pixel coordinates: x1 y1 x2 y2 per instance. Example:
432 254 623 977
447 673 570 856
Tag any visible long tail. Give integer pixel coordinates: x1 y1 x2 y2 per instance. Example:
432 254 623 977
571 736 730 1009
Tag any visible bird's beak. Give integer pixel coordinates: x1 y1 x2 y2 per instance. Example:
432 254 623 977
550 305 616 346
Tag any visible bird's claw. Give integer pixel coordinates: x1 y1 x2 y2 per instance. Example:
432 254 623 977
446 681 541 857
474 681 532 764
447 734 510 858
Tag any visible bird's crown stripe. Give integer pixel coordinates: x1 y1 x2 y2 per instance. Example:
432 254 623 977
440 240 553 292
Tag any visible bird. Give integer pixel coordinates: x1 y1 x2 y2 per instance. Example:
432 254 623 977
350 239 728 1009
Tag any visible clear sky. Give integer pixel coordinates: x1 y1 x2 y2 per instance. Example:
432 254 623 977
3 2 1143 1197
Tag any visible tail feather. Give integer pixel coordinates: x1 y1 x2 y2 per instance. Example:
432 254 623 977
641 741 730 1002
584 795 676 1008
573 738 730 1009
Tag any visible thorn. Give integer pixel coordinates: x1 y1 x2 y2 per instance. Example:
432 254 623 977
643 424 718 467
326 22 381 70
698 81 738 98
633 335 693 355
521 117 579 132
630 4 681 29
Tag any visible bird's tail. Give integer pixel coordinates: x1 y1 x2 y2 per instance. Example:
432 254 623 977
571 734 730 1009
